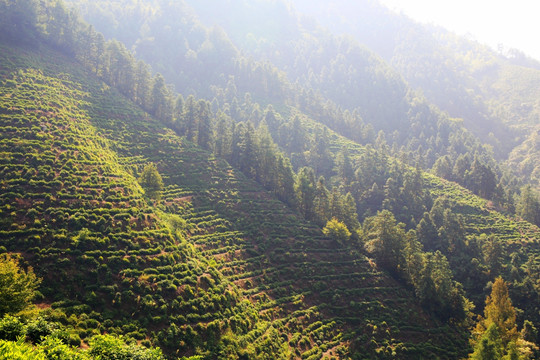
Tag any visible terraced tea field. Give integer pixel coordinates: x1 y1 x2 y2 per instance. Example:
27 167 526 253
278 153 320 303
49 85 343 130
0 43 470 358
290 110 540 328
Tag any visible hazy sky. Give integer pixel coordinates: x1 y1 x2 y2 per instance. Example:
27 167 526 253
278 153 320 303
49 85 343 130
379 0 540 60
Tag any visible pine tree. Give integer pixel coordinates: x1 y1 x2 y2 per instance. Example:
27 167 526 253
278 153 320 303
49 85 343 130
172 94 184 130
275 154 296 207
134 60 152 110
289 116 306 153
256 121 277 187
467 157 497 199
470 277 519 359
197 100 213 150
453 154 471 184
240 122 258 178
363 210 405 273
313 176 330 225
482 235 503 278
441 208 466 254
470 323 504 360
311 129 333 177
342 192 360 232
416 252 438 311
184 95 198 143
481 278 518 344
416 212 438 250
214 112 233 159
264 105 279 134
516 185 540 226
403 230 423 287
295 167 316 220
432 155 453 180
336 148 354 185
151 74 173 123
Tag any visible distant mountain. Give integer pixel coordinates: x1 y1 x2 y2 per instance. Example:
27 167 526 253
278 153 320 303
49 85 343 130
65 0 502 186
290 0 540 188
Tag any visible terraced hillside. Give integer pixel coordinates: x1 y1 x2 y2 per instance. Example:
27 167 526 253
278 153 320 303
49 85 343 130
0 42 472 358
282 109 540 327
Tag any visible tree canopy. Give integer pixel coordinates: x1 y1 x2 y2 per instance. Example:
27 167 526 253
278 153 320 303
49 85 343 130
322 217 351 244
0 254 41 316
469 277 538 359
139 163 164 200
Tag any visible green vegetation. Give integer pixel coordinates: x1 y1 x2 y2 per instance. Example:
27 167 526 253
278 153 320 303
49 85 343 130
0 254 40 316
323 218 351 244
1 0 540 359
139 163 164 200
0 331 165 360
469 278 538 359
0 37 470 358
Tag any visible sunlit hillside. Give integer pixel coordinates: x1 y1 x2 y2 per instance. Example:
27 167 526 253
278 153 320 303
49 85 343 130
0 0 539 359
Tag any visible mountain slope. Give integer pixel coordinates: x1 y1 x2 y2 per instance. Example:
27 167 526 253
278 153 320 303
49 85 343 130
0 39 471 358
283 107 540 331
65 0 508 207
291 0 540 187
2 0 540 358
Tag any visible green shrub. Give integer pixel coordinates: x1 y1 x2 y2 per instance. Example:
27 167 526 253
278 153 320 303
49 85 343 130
0 316 25 341
89 334 164 360
26 317 56 344
0 338 46 360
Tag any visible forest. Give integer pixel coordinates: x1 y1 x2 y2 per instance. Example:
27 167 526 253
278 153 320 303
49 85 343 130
0 0 540 359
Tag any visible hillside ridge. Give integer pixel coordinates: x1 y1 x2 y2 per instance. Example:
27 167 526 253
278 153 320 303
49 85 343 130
0 40 471 358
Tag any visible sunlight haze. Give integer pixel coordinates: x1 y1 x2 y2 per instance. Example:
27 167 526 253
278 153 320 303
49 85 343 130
379 0 540 60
